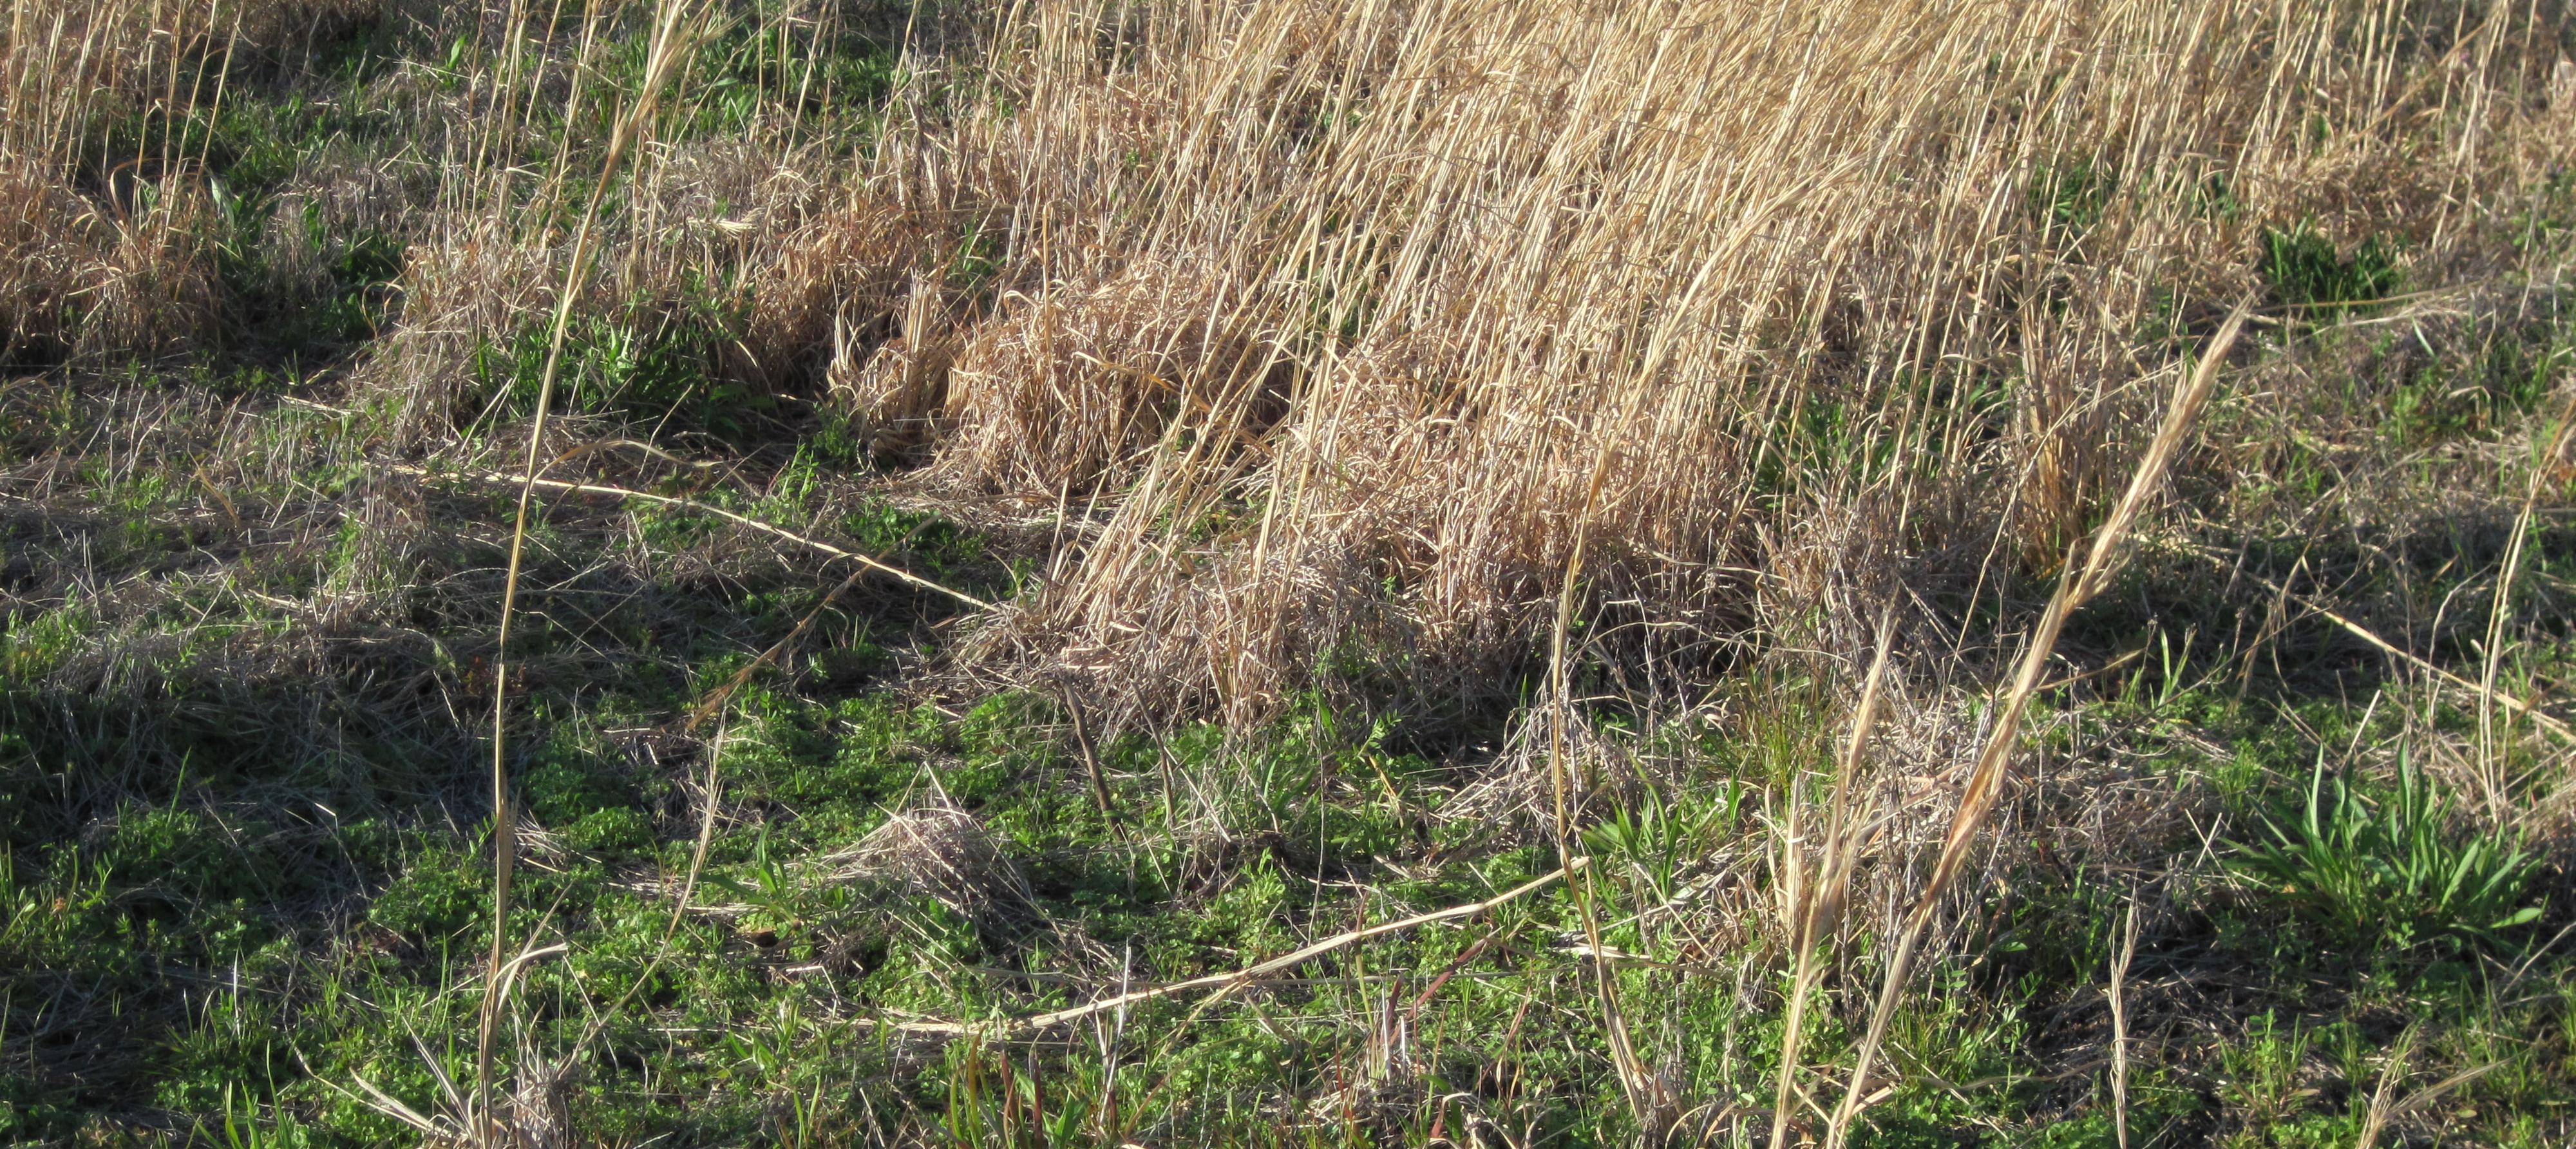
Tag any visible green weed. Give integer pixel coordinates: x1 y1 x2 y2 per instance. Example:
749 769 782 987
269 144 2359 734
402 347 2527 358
2032 158 2117 244
2226 749 2545 955
2261 222 2401 312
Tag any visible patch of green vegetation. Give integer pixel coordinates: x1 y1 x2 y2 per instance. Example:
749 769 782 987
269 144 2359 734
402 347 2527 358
2507 165 2576 255
946 219 1009 298
1748 386 1922 513
2032 158 2117 245
2211 1012 2360 1148
10 569 2573 1147
212 197 406 359
674 17 902 139
2386 318 2570 445
2261 221 2401 312
2225 749 2545 956
2192 171 2245 222
467 302 766 435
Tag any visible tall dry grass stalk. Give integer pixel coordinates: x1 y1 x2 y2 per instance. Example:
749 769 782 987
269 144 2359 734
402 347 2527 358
1770 608 1897 1148
469 0 710 1140
2477 378 2576 817
1821 304 2249 1146
1546 383 1661 1125
2107 893 2141 1149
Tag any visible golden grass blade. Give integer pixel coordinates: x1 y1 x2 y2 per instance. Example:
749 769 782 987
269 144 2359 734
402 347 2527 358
471 1 710 1138
2476 378 2576 812
1824 302 2249 1148
388 464 993 609
887 859 1586 1040
2108 892 2141 1149
2189 548 2574 743
1772 606 1897 1149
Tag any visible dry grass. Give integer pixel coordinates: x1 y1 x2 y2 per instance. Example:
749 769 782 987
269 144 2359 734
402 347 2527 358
876 0 2573 730
0 0 384 363
822 799 1030 918
8 0 2576 1142
24 1 2553 720
0 148 218 364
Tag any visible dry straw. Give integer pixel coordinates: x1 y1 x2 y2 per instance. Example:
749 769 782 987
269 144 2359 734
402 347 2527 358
886 0 2555 731
471 0 710 1138
1822 303 2250 1146
1771 607 1897 1148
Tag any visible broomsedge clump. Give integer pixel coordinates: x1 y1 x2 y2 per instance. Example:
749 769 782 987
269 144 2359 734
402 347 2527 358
865 0 2569 730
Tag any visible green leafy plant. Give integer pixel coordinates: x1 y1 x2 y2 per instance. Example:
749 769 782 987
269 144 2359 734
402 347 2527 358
2031 158 2116 243
2228 749 2544 953
1583 784 1738 904
709 826 806 929
2260 222 2400 311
